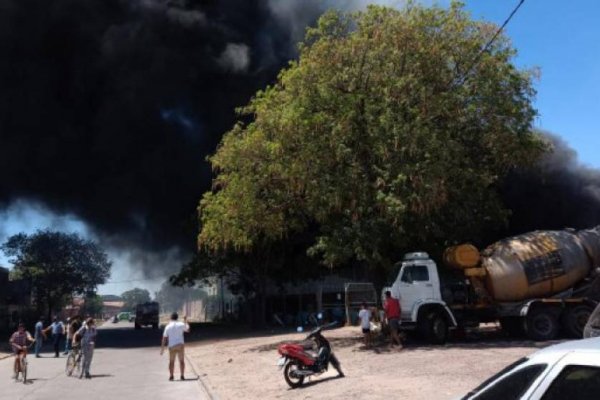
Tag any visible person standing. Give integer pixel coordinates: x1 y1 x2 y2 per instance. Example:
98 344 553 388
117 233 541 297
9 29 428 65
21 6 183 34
160 312 190 381
44 316 65 357
34 317 45 358
384 291 402 349
74 318 97 379
63 317 71 355
358 303 372 348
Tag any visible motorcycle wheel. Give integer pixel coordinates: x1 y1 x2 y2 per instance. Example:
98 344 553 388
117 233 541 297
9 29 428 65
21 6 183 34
284 360 305 388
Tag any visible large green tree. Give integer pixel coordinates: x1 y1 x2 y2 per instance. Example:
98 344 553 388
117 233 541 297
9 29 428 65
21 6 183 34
199 3 546 272
121 288 151 310
1 230 111 319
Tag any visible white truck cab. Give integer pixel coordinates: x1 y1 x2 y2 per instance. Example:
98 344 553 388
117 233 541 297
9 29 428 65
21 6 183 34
386 252 457 344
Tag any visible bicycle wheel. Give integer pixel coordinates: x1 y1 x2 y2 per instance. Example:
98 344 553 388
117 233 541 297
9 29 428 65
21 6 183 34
66 352 76 376
75 355 82 376
21 357 27 383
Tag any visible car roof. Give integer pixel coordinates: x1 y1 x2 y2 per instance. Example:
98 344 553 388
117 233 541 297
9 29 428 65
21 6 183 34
529 337 600 360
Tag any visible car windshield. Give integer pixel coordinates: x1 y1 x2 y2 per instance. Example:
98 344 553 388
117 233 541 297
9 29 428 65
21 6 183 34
460 357 529 400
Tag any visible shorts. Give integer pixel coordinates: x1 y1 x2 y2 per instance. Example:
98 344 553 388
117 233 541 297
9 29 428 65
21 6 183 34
362 328 371 334
388 318 400 332
168 344 185 362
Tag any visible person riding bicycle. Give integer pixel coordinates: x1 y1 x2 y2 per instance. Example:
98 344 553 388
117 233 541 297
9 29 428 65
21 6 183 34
9 323 35 379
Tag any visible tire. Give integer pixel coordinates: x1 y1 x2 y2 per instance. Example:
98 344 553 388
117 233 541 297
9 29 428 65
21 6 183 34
283 360 305 389
21 357 27 384
420 311 448 345
562 304 594 339
500 317 525 338
66 352 76 376
525 308 559 341
75 352 82 376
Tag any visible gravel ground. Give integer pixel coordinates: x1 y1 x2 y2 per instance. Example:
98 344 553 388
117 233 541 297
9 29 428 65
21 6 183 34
187 325 563 400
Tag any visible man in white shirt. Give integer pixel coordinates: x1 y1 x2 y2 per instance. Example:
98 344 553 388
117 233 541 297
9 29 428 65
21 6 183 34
358 303 372 348
160 312 190 381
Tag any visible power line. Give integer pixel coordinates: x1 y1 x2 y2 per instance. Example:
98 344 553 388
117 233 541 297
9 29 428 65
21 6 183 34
455 0 526 86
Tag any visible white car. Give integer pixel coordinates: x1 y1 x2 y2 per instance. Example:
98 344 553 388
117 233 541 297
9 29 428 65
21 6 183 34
459 337 600 400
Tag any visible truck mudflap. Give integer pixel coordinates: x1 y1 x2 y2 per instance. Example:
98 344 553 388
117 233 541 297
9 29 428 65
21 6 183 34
411 300 458 327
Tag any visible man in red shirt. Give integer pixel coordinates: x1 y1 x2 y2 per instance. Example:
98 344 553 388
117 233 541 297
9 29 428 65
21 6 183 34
384 291 402 349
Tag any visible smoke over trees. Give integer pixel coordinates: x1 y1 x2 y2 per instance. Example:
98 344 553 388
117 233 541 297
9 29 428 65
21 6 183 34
0 0 599 277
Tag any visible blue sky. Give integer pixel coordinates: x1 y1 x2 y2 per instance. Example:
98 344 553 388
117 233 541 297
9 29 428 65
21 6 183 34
463 0 600 167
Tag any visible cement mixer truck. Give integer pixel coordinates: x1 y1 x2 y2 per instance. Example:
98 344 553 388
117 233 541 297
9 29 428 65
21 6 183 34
386 227 600 344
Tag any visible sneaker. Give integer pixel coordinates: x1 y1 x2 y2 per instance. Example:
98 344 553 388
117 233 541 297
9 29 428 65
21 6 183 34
169 376 174 381
85 373 91 379
180 375 185 380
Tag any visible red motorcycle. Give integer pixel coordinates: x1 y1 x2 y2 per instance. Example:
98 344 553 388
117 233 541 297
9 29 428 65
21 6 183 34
277 322 344 388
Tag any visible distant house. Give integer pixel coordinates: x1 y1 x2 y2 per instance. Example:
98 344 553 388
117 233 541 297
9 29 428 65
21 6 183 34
102 299 125 318
63 296 86 317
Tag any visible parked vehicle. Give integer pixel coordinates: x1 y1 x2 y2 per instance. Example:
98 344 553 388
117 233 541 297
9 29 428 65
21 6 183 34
117 311 132 321
276 322 344 388
583 302 600 338
134 301 159 329
459 337 600 399
384 227 600 344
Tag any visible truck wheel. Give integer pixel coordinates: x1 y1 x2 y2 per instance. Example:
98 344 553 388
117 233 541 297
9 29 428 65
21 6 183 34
499 317 525 337
562 305 593 338
421 312 448 345
526 308 558 341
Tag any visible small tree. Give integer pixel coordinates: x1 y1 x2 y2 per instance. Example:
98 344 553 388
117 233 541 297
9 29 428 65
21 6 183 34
1 230 111 320
121 288 151 310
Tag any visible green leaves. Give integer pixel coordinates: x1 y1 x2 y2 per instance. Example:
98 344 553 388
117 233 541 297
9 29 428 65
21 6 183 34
1 230 111 315
198 2 546 270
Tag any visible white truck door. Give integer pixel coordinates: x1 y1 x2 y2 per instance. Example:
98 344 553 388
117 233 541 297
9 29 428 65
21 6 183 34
395 264 436 319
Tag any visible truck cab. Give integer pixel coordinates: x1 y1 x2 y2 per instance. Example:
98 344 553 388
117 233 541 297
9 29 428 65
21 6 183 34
386 252 457 344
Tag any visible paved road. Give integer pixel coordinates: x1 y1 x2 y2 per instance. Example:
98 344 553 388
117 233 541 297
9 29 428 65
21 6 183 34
0 322 211 399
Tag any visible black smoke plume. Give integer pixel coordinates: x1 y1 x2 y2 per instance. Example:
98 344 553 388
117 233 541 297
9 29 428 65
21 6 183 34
0 0 339 252
501 132 600 235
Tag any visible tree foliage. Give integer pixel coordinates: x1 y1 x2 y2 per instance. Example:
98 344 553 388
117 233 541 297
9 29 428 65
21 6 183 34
198 3 546 270
121 287 151 310
1 230 111 318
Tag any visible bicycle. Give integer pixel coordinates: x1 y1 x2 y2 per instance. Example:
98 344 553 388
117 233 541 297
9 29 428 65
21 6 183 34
65 343 82 377
14 342 34 384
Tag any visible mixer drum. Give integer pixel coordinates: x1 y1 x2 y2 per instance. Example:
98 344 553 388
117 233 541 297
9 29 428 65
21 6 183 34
482 230 593 302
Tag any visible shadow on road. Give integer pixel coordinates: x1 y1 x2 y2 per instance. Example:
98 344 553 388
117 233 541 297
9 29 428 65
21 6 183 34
288 375 345 390
95 323 162 349
89 373 114 378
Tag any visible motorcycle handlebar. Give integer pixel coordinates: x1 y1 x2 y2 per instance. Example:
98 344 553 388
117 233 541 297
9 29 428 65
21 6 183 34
305 321 340 339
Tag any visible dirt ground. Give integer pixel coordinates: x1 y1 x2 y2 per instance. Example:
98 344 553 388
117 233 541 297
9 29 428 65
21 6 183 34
186 325 563 400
